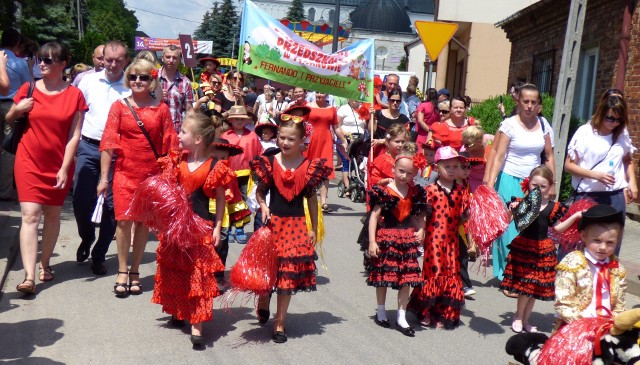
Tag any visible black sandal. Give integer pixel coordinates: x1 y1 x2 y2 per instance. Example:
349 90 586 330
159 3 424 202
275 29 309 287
128 271 142 295
272 330 287 343
321 204 333 213
114 271 129 297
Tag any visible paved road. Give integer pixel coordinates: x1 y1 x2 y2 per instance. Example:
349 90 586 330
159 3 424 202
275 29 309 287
1 185 638 364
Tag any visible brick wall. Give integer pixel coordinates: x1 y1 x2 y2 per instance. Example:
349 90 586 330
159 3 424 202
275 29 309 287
501 0 639 209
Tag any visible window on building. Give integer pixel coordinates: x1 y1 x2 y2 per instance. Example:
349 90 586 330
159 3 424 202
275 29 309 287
531 50 555 94
308 8 316 22
572 47 599 122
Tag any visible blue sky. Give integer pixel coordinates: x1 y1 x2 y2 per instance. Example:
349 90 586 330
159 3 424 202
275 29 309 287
125 0 243 39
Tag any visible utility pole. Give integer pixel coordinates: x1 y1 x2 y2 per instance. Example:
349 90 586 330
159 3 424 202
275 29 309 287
331 0 341 53
76 0 84 40
551 0 587 196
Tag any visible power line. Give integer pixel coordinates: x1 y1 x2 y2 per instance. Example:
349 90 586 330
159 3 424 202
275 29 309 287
126 6 202 24
185 0 210 9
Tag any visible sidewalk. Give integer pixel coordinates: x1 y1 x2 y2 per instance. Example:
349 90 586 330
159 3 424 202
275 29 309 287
1 199 639 296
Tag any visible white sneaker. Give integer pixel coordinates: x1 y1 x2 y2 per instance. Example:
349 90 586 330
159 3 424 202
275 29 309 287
463 287 476 299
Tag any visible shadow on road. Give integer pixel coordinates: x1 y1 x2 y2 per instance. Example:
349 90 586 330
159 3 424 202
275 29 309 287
496 310 555 334
461 307 505 335
0 318 64 360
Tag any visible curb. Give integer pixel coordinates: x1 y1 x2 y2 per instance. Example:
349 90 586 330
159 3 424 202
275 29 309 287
0 200 21 298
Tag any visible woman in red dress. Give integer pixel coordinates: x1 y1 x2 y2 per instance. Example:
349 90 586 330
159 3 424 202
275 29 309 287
306 91 344 213
430 96 476 151
7 42 87 294
98 59 177 297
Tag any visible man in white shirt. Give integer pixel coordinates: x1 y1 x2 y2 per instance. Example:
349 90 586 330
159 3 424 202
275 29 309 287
253 84 273 115
73 40 131 275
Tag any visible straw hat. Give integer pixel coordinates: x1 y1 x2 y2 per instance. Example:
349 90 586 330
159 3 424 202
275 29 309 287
227 105 252 120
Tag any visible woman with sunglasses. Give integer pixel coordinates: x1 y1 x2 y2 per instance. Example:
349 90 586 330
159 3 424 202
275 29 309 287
212 71 244 117
268 89 289 121
98 58 178 297
564 91 637 253
306 91 342 212
370 89 410 157
6 42 87 294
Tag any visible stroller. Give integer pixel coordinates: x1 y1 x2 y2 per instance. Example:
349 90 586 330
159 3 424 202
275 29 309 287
337 133 370 203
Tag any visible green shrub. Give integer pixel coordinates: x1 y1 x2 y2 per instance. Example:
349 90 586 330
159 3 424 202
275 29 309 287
469 93 583 201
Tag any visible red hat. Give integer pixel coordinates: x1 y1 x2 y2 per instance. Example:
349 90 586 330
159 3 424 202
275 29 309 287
281 104 311 119
254 121 279 136
199 56 220 67
421 139 441 150
211 138 243 156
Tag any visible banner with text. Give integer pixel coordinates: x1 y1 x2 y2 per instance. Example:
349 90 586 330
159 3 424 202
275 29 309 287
134 37 213 54
238 0 373 102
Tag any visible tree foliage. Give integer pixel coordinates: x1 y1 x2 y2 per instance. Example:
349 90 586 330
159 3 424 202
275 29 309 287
285 0 306 22
195 0 238 58
0 0 138 65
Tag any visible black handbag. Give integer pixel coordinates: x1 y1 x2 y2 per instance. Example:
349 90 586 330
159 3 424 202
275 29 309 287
2 82 35 154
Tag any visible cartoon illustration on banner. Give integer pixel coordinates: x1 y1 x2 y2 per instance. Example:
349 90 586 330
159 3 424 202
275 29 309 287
238 0 374 102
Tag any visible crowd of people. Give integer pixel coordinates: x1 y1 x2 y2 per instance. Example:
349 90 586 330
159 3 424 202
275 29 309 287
0 27 638 354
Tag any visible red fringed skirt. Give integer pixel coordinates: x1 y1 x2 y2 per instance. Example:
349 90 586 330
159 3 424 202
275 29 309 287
271 215 317 295
366 226 422 289
152 238 225 323
500 236 557 301
408 275 465 329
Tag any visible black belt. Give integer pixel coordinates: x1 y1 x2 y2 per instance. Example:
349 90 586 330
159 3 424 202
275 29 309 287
576 189 624 197
81 135 101 146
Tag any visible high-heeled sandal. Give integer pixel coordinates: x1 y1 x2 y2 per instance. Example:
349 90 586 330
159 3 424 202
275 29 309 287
114 271 129 298
128 272 142 295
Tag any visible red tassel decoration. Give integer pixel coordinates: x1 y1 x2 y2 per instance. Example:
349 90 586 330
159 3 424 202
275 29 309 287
538 316 612 365
229 226 277 296
468 185 510 258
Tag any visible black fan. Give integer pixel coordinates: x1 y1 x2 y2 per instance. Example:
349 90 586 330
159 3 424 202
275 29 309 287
512 187 542 232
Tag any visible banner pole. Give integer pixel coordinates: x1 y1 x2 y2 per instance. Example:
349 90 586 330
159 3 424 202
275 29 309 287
369 112 374 160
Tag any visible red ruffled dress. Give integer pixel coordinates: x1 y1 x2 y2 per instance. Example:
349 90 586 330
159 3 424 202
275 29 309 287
250 155 332 294
408 181 469 329
500 201 567 300
366 185 427 289
151 152 232 323
100 101 178 220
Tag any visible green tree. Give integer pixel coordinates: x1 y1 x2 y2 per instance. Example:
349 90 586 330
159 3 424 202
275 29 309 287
0 0 18 30
19 0 77 45
194 2 219 42
210 0 239 58
285 0 305 21
397 55 407 71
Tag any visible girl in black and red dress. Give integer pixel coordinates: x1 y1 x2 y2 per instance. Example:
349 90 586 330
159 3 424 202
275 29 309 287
500 165 581 333
250 105 332 343
367 147 428 337
408 146 470 329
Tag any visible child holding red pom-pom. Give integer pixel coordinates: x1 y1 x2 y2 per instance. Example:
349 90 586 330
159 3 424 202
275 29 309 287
250 105 332 344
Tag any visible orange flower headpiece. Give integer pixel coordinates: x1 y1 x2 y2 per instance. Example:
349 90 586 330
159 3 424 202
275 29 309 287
150 68 159 79
395 154 427 171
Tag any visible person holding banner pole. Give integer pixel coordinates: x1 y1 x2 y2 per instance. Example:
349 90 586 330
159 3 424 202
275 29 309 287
213 70 245 117
306 91 341 213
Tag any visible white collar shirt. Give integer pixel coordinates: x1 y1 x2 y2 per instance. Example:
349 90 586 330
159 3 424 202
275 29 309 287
78 70 131 140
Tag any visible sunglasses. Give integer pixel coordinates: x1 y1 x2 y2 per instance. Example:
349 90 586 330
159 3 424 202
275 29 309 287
128 74 152 82
389 99 401 104
40 58 55 65
604 115 623 124
463 142 475 149
440 109 450 113
280 114 305 123
211 81 221 85
233 76 243 80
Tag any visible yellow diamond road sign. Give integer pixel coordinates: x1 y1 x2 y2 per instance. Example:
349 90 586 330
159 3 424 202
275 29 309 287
414 21 459 61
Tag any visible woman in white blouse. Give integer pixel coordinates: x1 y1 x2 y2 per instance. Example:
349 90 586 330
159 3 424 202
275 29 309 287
564 90 637 253
484 84 555 283
336 99 366 197
268 89 289 122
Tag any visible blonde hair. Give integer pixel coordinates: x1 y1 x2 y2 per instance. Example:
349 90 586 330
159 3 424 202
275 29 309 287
385 123 408 140
462 125 484 144
438 100 450 112
134 50 159 65
124 59 159 91
401 141 417 155
184 110 219 148
529 165 554 184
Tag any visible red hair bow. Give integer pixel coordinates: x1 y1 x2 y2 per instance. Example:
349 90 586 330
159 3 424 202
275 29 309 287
520 177 530 193
413 153 428 170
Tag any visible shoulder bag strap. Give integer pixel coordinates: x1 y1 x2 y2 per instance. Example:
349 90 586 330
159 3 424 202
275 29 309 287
123 98 160 159
574 144 614 193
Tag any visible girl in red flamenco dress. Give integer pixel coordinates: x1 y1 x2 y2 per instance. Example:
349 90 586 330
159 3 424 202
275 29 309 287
500 165 582 334
408 146 470 329
366 149 428 337
132 112 233 348
250 106 332 343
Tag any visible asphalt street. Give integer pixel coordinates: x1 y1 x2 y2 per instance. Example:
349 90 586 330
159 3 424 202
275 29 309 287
0 185 638 365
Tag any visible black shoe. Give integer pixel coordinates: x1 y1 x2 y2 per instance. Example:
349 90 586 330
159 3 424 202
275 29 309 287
76 242 91 262
396 324 415 337
91 260 107 275
170 315 185 328
257 309 270 324
190 335 205 346
374 317 391 328
272 330 287 343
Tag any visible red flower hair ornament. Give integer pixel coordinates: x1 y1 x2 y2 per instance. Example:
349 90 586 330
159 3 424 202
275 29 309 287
395 154 427 171
520 177 530 194
150 68 159 79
